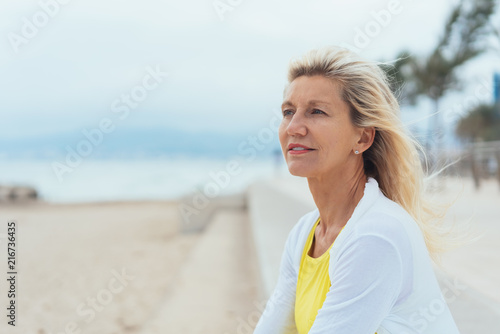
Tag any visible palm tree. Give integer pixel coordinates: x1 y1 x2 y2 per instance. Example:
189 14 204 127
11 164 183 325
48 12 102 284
381 0 497 172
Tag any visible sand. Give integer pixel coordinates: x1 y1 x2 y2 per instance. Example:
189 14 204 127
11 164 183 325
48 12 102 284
0 201 190 333
0 199 251 333
0 199 259 334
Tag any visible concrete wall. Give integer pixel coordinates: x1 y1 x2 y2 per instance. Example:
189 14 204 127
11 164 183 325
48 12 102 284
247 177 314 299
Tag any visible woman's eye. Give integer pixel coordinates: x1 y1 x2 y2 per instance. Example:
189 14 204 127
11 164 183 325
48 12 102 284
312 109 325 115
282 109 294 116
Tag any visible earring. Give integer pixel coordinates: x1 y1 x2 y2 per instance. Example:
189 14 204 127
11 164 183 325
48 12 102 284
354 150 359 154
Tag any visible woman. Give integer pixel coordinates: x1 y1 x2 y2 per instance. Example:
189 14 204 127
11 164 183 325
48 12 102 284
253 47 459 334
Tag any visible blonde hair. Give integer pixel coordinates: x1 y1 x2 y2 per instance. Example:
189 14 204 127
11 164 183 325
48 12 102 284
286 46 452 258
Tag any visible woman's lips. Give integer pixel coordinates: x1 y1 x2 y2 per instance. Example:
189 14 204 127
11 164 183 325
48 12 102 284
288 147 315 155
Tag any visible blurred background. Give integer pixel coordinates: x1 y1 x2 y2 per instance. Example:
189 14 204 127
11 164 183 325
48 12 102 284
0 0 499 333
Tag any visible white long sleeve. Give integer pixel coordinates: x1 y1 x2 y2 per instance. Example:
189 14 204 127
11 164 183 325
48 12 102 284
310 233 405 333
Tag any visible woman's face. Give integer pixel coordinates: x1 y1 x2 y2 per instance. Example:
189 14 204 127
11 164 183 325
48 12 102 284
279 75 363 179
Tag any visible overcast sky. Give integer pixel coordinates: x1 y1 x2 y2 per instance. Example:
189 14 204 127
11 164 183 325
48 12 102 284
1 0 499 141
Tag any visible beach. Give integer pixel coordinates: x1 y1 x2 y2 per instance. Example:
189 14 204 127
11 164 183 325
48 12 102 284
0 200 258 333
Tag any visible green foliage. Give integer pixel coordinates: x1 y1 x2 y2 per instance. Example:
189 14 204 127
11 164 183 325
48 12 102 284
380 0 498 156
382 0 497 104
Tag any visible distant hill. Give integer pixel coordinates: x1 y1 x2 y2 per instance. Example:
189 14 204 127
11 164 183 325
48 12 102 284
0 127 281 160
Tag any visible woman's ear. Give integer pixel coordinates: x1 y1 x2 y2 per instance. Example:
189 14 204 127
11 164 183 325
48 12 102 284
357 127 375 153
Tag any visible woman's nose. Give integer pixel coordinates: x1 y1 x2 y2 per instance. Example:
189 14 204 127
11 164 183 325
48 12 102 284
286 112 307 137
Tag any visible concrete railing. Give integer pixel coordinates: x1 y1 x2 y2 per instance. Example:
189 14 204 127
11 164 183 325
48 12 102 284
247 176 315 299
178 192 247 233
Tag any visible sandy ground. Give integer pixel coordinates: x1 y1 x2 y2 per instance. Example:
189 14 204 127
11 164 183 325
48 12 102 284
0 201 200 333
0 199 259 334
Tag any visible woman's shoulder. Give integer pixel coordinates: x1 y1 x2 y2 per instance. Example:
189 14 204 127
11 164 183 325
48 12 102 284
347 192 423 256
349 177 419 240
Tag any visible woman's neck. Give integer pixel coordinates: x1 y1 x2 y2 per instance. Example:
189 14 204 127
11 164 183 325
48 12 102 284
307 170 367 236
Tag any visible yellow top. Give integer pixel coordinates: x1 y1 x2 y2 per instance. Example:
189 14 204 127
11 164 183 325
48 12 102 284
295 217 335 334
295 218 376 334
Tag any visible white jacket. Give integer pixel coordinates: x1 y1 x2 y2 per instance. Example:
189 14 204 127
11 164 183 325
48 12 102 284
253 177 459 334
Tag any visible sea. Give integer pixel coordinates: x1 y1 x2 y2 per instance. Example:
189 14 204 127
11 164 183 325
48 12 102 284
0 157 289 203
